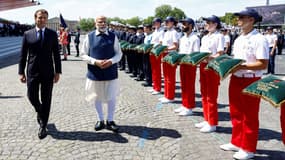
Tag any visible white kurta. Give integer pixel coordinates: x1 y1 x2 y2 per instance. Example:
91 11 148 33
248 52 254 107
81 30 123 102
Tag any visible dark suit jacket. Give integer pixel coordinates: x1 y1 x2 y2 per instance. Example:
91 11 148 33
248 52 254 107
19 28 62 81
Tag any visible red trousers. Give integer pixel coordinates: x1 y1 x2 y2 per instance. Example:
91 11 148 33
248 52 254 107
162 62 177 100
229 75 261 152
199 62 220 125
180 64 197 109
149 53 167 92
281 105 285 145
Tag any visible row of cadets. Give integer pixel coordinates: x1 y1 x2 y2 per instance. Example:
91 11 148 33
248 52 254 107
148 18 165 95
158 16 180 103
174 18 200 116
194 15 225 133
141 24 153 87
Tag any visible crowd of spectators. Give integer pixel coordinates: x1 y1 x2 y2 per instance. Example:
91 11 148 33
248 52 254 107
0 22 33 37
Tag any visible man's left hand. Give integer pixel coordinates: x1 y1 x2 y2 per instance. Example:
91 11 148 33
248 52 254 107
101 60 112 69
54 73 60 83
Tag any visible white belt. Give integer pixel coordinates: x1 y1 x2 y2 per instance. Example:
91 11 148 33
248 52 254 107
233 73 261 78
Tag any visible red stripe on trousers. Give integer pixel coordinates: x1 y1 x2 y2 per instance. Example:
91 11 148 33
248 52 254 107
180 64 197 109
199 62 220 125
281 105 285 145
229 75 261 152
162 62 176 100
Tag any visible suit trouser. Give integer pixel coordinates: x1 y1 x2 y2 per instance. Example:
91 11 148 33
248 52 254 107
67 43 71 55
75 43 79 56
126 50 134 73
136 53 144 79
277 45 283 55
143 53 152 84
27 78 53 127
180 64 197 109
200 62 220 125
119 51 126 69
267 47 276 74
149 52 167 92
162 62 176 100
281 105 285 145
229 75 261 152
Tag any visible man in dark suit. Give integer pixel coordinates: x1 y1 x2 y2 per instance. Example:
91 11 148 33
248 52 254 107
74 28 80 57
18 9 62 139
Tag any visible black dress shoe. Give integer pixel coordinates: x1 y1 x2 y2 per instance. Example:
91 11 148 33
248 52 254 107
37 113 42 126
38 127 47 139
106 121 119 133
142 82 152 87
135 78 144 81
119 68 125 71
94 121 105 131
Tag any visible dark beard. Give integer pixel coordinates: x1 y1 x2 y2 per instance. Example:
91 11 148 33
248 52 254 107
182 27 189 32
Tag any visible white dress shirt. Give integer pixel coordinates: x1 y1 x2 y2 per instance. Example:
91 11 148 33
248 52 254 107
151 27 164 45
162 27 179 49
233 29 269 77
200 31 224 55
265 33 277 47
179 32 200 54
35 27 45 39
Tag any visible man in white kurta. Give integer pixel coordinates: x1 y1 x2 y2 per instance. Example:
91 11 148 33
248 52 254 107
81 16 122 132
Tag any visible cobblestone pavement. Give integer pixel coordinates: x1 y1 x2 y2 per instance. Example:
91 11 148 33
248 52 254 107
0 37 284 160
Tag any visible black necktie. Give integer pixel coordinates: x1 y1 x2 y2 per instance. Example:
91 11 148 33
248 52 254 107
39 29 43 45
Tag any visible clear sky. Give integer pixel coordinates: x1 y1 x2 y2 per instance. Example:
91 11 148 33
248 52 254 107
0 0 284 24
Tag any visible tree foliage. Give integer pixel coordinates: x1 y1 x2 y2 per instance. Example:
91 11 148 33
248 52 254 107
79 18 95 32
125 16 142 27
107 17 126 25
154 4 186 21
220 13 237 26
143 16 155 25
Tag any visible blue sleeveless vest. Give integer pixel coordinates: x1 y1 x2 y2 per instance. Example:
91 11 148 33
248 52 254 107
87 30 118 81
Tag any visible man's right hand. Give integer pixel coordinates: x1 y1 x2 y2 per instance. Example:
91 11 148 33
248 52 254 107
94 59 107 69
19 74 26 83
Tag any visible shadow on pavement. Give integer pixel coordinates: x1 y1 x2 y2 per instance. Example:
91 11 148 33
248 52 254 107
273 73 285 76
193 101 229 109
255 149 285 160
47 124 182 142
0 95 22 99
118 125 182 140
47 123 128 143
0 54 19 69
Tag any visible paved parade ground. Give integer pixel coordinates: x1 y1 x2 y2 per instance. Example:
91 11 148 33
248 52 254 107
0 36 285 159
